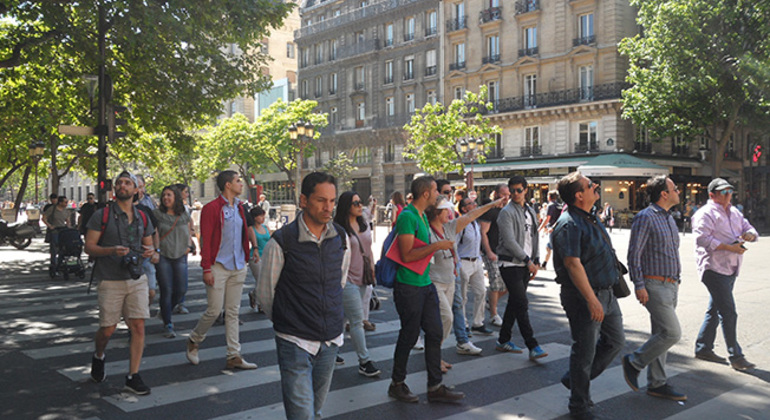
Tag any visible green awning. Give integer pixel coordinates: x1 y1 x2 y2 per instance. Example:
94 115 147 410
578 153 668 177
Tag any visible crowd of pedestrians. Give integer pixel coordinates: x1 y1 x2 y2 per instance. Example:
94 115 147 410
76 168 758 420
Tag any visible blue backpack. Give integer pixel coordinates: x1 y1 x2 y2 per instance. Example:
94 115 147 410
374 228 399 288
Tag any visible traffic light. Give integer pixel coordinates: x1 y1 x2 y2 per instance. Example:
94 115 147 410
99 179 112 194
753 144 762 163
107 104 128 142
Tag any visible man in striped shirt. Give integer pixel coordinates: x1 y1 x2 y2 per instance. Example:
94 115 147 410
623 175 686 401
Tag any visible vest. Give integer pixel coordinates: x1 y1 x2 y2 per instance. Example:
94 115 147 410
272 220 347 341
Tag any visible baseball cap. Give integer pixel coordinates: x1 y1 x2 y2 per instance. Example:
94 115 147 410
436 199 455 211
707 178 734 193
115 170 138 187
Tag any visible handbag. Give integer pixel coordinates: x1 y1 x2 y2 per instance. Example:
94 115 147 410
369 289 381 311
353 231 376 286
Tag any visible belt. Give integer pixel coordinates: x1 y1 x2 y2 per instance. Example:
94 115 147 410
461 257 478 262
644 275 678 284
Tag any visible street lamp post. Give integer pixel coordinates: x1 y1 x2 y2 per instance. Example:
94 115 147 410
459 137 486 192
28 141 45 205
288 120 315 205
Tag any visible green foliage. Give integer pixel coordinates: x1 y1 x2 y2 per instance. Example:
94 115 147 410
403 86 502 176
322 153 357 191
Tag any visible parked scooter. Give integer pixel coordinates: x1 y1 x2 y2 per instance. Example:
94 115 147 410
0 218 36 249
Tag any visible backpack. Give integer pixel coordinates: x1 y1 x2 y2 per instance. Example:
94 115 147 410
374 228 399 288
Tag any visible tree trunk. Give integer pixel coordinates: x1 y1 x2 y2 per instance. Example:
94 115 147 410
13 165 31 217
0 161 25 192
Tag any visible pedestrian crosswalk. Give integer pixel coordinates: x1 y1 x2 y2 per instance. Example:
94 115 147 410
4 274 770 420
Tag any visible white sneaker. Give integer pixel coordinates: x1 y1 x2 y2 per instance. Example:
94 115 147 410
456 341 482 355
412 336 425 351
491 314 503 327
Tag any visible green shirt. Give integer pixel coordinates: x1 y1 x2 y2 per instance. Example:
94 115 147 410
395 203 432 286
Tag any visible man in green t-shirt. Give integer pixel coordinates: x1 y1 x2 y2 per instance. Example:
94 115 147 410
388 176 465 404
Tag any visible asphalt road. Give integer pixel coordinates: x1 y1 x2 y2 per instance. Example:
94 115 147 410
1 225 769 420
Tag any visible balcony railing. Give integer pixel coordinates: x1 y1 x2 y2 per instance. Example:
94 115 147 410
579 86 593 101
384 38 394 47
672 144 689 155
479 7 502 23
515 0 539 15
384 75 394 84
403 70 414 81
425 26 438 37
487 147 504 160
314 90 322 98
573 35 596 47
353 82 365 92
520 145 542 156
490 82 626 114
575 141 599 153
425 65 437 76
518 47 539 57
446 16 468 32
482 54 501 64
296 0 421 39
329 88 337 95
337 38 380 60
634 142 652 153
449 61 466 71
404 32 414 42
374 113 412 129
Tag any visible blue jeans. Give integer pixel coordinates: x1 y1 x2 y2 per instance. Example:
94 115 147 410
561 287 625 415
342 282 370 364
143 258 157 291
155 254 188 326
452 271 470 344
696 270 743 360
392 282 443 387
499 266 538 349
630 278 681 388
275 336 338 420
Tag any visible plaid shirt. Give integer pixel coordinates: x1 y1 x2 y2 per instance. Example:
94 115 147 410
627 203 681 289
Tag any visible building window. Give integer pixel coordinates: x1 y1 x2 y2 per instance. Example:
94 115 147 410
521 26 537 57
384 142 396 162
301 47 310 67
356 101 366 126
485 34 500 63
579 122 599 152
489 133 503 158
315 76 323 98
385 175 395 199
427 90 437 105
353 146 372 164
354 66 365 90
384 61 394 84
451 42 466 70
524 74 537 108
354 30 365 44
314 43 323 65
330 107 338 126
286 43 295 58
329 73 337 95
425 49 437 76
330 39 338 60
579 65 594 101
301 80 308 98
404 56 414 80
488 81 499 110
386 96 395 116
385 22 394 46
635 126 652 152
405 16 415 41
576 13 595 45
406 93 415 114
426 10 438 36
315 149 323 167
672 135 688 155
199 181 205 198
525 126 540 155
454 86 464 100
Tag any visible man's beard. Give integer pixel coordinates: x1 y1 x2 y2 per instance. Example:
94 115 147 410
115 190 134 201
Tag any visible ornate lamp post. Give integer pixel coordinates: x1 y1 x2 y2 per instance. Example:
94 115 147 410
28 141 45 205
459 137 486 192
288 120 315 205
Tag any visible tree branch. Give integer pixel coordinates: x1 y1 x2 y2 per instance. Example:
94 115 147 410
0 30 61 69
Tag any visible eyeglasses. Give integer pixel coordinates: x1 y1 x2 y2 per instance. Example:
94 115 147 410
351 200 363 207
441 190 452 195
511 188 525 194
719 189 734 196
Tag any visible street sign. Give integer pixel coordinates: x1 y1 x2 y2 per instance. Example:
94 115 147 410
58 125 95 136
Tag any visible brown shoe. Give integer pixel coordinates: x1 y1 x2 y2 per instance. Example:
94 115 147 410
363 320 376 331
186 339 199 365
388 382 419 403
226 355 257 370
427 384 465 403
695 350 728 364
731 357 756 371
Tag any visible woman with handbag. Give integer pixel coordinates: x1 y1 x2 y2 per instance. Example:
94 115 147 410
333 191 381 377
153 185 195 338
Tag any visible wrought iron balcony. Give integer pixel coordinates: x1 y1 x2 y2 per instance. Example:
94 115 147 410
337 38 380 60
487 147 504 160
574 141 599 153
479 7 502 23
671 144 689 155
404 32 414 42
515 0 539 15
520 145 542 156
579 86 593 101
425 66 437 76
403 70 414 81
384 75 394 84
353 82 365 92
446 16 468 32
329 88 337 95
491 82 626 114
449 61 466 71
374 113 412 129
518 47 539 57
384 38 394 47
634 142 652 153
573 35 596 47
425 26 438 37
482 54 501 64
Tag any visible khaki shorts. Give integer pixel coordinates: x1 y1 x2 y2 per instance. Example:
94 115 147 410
483 256 506 292
97 275 150 327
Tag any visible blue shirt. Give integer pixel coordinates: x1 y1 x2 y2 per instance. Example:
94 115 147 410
216 196 246 271
457 220 482 258
551 206 618 289
627 203 681 289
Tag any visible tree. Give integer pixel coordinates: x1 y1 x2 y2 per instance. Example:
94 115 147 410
322 153 357 192
193 113 262 192
619 0 770 177
403 86 502 181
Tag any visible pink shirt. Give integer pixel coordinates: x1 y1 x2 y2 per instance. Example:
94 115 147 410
693 200 758 278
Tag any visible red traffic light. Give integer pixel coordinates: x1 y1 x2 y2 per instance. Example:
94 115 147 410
753 144 762 163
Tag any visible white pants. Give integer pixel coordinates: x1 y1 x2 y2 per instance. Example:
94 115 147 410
434 281 455 341
460 258 487 328
190 263 247 357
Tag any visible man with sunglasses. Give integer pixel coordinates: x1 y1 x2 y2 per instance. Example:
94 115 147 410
623 175 686 401
551 172 625 420
692 178 757 371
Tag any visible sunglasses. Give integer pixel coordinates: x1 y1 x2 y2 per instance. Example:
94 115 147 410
351 200 363 207
719 189 734 196
511 188 525 194
441 190 452 195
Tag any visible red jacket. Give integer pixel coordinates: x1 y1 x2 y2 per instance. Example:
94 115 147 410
200 196 250 273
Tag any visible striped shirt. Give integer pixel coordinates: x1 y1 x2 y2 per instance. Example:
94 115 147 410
627 203 681 289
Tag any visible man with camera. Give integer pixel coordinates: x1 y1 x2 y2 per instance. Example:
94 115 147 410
84 171 157 395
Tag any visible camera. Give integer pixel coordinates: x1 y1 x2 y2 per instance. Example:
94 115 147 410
121 252 142 279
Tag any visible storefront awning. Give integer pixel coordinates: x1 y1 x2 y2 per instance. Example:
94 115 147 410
472 156 591 173
578 153 668 178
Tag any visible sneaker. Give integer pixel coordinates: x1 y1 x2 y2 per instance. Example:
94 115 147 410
731 357 756 371
363 320 376 331
248 289 257 310
529 345 548 361
695 350 728 364
226 355 258 370
456 341 483 355
173 304 190 315
490 314 503 327
427 384 465 403
90 354 106 383
646 384 687 401
124 373 151 395
358 361 381 377
412 336 425 350
495 341 524 354
471 324 494 335
164 324 176 339
336 355 345 365
186 338 199 365
388 382 419 403
622 354 640 391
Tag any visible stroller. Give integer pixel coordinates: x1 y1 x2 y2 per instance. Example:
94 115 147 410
50 227 87 280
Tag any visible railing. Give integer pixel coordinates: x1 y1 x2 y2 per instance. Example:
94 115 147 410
574 141 599 153
374 113 413 129
671 144 689 155
515 0 539 15
573 35 596 47
518 47 538 57
425 26 438 36
446 16 468 32
520 145 542 156
487 147 504 160
383 151 395 162
404 32 414 42
491 82 626 114
328 88 337 95
482 54 501 64
479 7 502 23
425 66 437 76
403 70 414 81
296 0 430 39
449 61 466 71
384 75 394 84
634 142 652 153
579 86 593 101
384 38 394 47
314 90 322 98
337 38 380 60
353 82 365 91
